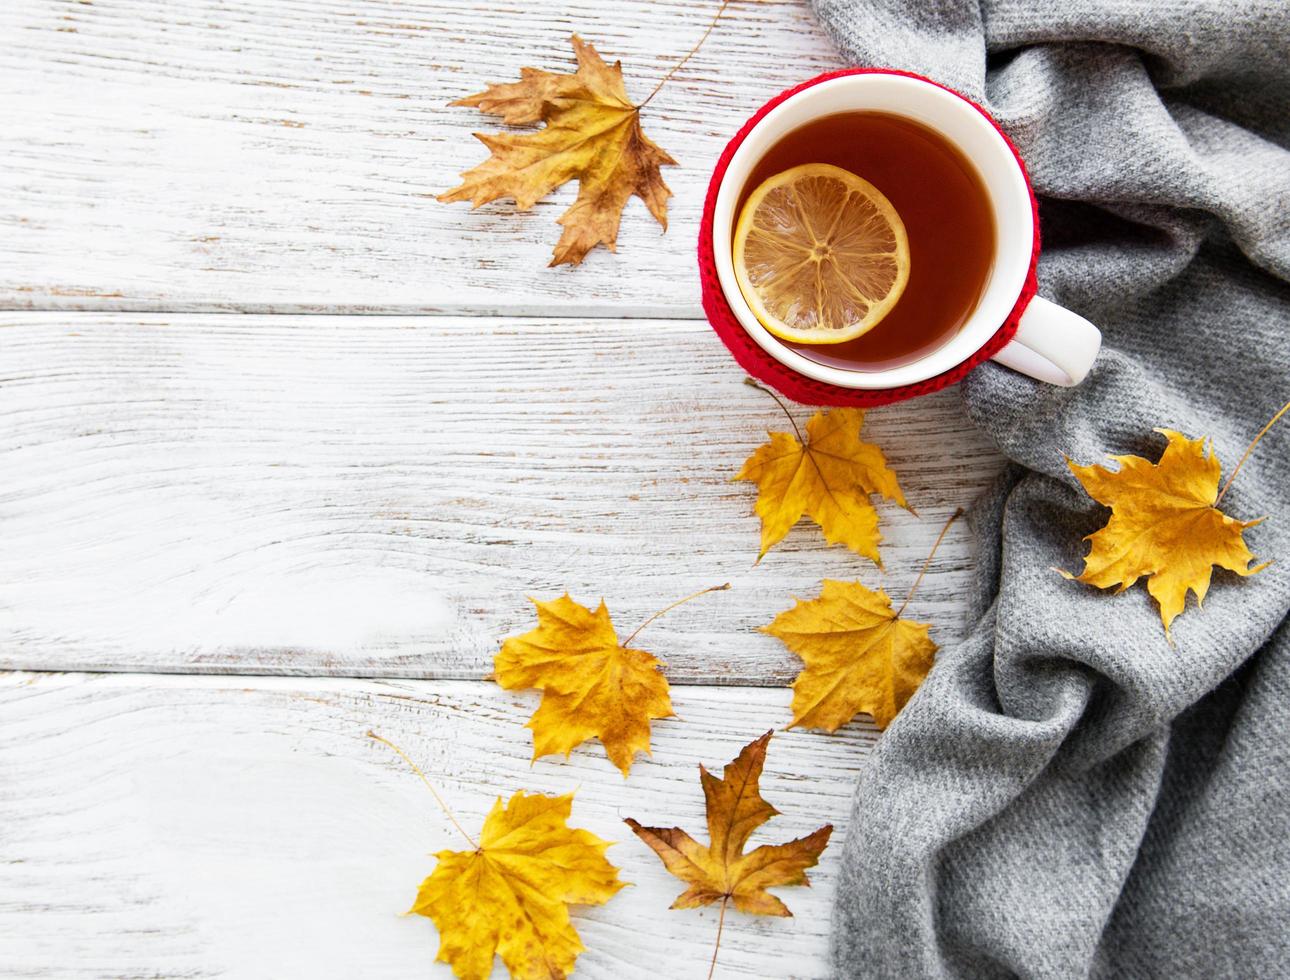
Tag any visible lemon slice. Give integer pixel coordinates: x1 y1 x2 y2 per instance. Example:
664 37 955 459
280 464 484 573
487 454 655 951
733 163 910 345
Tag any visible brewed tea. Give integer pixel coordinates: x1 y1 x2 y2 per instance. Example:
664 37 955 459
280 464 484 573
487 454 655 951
736 112 995 371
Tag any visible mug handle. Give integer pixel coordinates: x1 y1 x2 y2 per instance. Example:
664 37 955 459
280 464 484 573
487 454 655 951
990 297 1102 386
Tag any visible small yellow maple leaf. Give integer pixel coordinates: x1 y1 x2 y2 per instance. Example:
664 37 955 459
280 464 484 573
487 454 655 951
1061 428 1268 638
410 790 625 980
625 732 831 922
439 35 676 266
764 579 936 730
735 404 907 565
496 594 674 776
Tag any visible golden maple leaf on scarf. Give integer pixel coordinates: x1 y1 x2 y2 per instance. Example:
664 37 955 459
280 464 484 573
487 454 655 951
1061 428 1268 637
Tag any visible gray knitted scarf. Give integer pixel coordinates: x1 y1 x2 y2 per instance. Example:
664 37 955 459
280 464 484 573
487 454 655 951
809 1 1290 976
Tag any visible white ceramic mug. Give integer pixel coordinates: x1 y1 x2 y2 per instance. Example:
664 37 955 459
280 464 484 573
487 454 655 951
710 72 1102 390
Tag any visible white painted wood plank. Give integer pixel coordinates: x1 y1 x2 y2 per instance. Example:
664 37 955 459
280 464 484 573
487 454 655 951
0 0 845 314
0 312 1006 680
0 671 876 979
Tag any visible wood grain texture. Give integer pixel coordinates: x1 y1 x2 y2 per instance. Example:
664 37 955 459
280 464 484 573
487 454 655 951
0 671 877 979
1 6 1011 978
1 0 846 315
0 312 1005 681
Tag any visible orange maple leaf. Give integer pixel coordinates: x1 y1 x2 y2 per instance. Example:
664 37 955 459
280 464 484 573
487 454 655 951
439 35 675 266
625 732 832 917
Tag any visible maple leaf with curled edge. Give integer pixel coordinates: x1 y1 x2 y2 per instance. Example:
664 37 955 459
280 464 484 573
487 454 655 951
735 398 908 565
764 579 936 730
625 732 832 924
439 35 676 266
495 594 675 775
1061 428 1269 638
409 790 625 980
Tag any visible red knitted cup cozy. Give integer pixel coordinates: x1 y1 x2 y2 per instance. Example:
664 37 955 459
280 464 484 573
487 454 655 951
698 68 1041 407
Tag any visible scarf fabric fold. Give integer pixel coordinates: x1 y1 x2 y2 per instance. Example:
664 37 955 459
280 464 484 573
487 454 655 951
808 1 1290 975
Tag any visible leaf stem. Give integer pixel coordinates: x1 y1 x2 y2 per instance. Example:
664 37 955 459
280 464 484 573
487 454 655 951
637 0 732 110
707 895 729 980
623 583 731 648
744 377 804 443
367 731 479 849
1215 397 1290 505
895 508 963 619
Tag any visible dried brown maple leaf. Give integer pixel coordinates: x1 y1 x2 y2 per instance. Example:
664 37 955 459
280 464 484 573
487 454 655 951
439 35 676 266
625 732 832 976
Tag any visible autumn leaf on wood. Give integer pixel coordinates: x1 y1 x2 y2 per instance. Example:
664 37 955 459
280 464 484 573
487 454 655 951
496 595 671 775
763 510 957 731
1061 427 1271 638
736 387 907 564
369 733 624 980
412 790 624 980
439 35 676 266
625 731 832 974
765 579 936 731
496 587 726 776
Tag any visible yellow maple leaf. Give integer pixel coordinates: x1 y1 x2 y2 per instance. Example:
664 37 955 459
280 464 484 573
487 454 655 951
764 579 936 730
1061 428 1268 638
735 403 907 565
496 594 674 776
439 35 675 266
410 790 625 980
625 731 831 969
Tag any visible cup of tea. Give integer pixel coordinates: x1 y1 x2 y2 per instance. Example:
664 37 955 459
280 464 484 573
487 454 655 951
699 69 1102 405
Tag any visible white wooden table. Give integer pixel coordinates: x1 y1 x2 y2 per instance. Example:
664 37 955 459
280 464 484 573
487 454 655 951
0 2 1006 976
